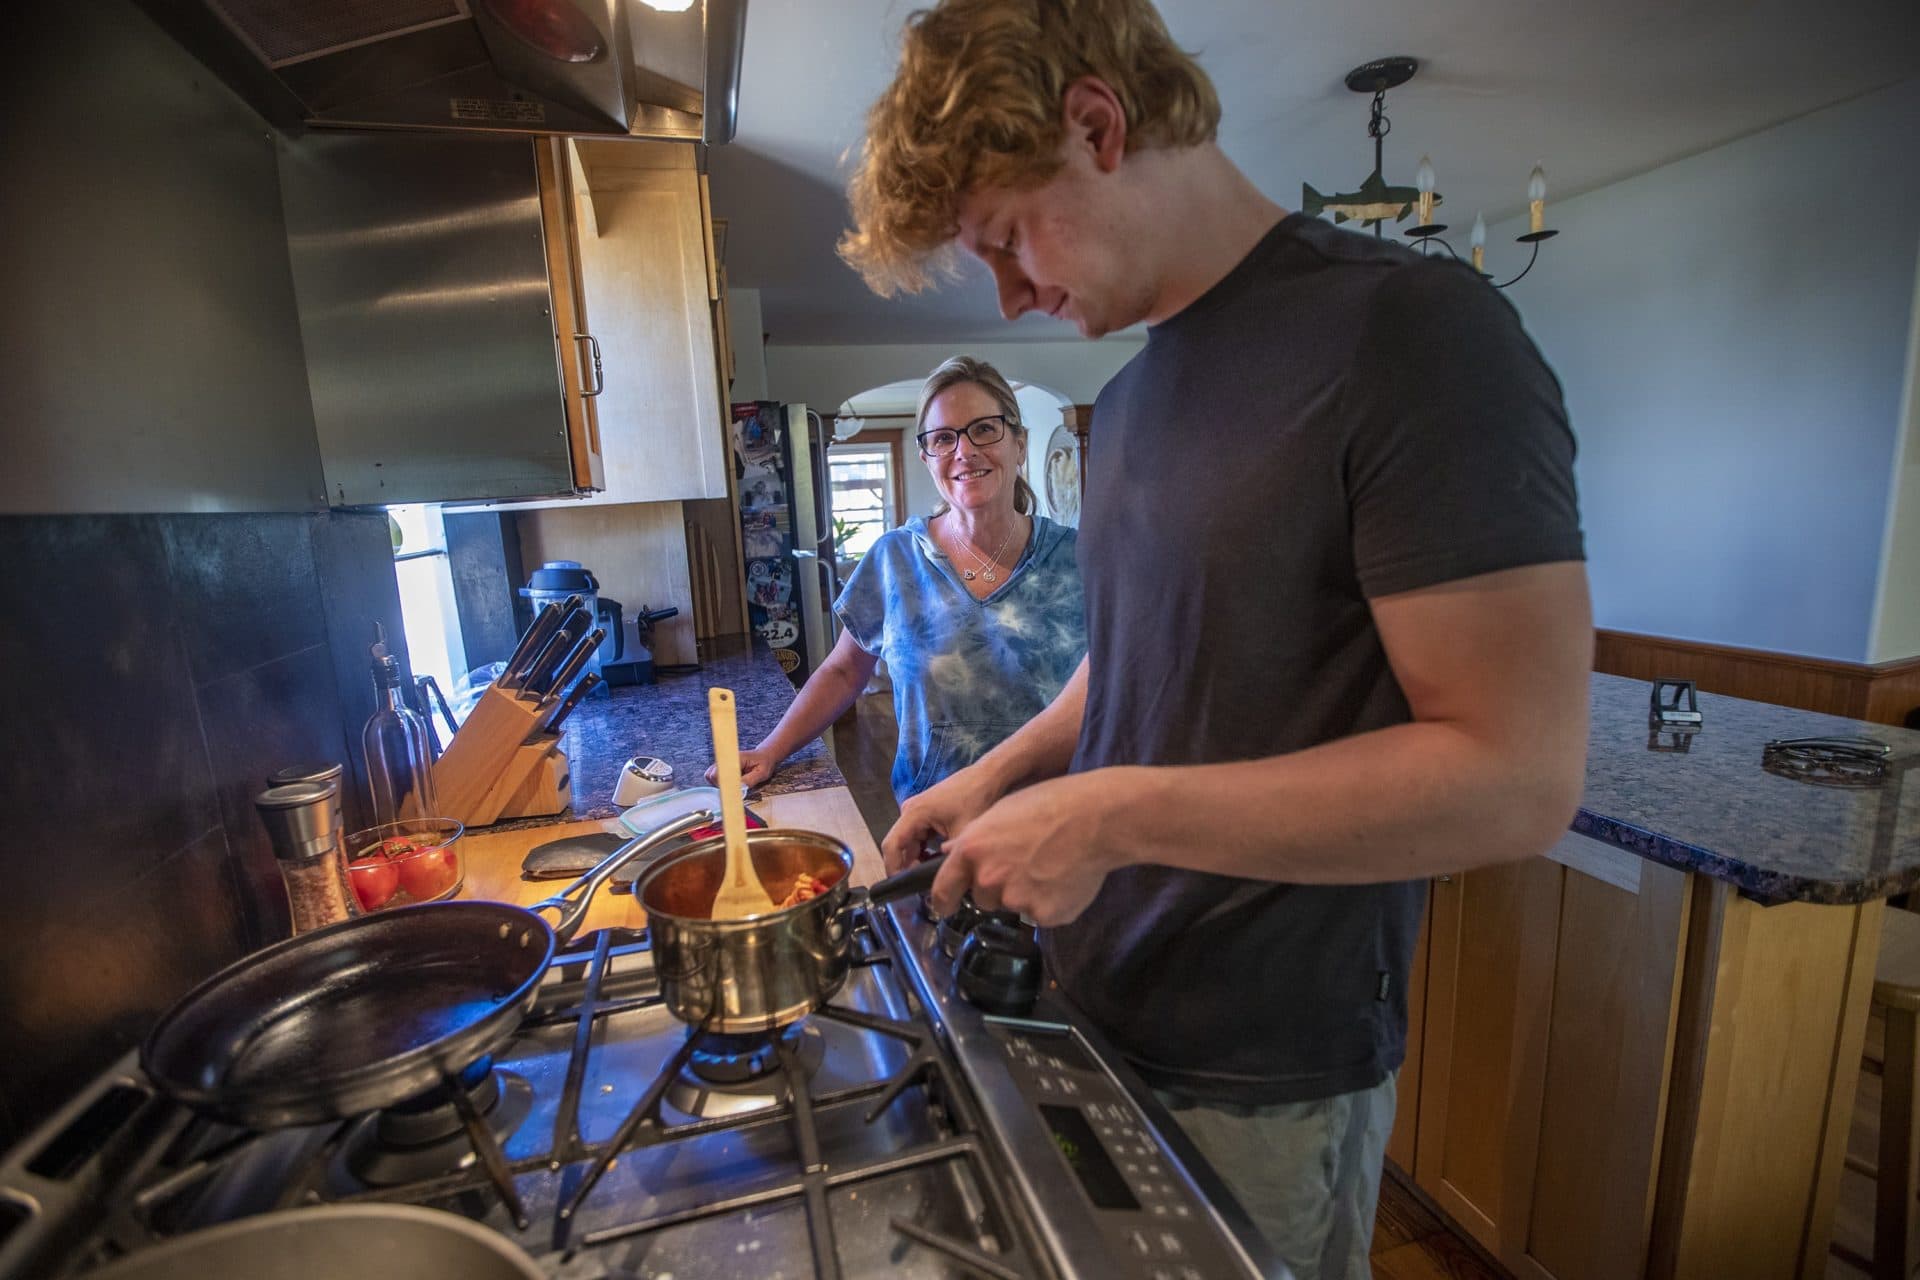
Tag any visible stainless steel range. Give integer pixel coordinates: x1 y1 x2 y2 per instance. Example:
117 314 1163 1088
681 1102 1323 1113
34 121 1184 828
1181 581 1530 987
0 899 1281 1279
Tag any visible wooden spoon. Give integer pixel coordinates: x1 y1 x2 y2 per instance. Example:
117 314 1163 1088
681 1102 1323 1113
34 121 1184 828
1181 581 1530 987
706 687 777 918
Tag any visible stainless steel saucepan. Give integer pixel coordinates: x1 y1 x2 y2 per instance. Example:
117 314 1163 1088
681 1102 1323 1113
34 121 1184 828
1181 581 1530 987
633 830 943 1033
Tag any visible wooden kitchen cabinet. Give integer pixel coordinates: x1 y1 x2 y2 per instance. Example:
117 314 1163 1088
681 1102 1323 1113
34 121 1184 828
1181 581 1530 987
1385 880 1431 1172
1412 837 1691 1280
493 140 729 509
282 132 604 506
534 138 606 494
1415 856 1564 1262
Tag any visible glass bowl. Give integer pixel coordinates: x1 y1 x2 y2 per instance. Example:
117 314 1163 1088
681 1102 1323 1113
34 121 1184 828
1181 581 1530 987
343 817 464 912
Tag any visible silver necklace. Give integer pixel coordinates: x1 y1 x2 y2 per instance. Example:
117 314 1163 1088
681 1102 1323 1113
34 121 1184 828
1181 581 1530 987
955 518 1018 584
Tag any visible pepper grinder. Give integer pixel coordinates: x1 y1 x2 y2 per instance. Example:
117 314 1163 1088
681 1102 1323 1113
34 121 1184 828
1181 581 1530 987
256 779 360 935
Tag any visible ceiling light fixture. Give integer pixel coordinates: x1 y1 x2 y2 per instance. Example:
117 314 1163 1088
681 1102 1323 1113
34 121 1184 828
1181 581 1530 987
1303 57 1559 288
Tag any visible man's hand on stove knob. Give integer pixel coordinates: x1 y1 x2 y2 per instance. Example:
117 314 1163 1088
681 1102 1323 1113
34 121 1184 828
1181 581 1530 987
930 772 1123 926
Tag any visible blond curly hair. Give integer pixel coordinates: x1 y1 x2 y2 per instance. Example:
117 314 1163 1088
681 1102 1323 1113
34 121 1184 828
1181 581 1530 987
838 0 1220 297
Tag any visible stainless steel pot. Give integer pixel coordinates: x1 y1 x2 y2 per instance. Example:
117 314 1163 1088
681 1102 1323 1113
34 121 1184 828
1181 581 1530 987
634 830 942 1033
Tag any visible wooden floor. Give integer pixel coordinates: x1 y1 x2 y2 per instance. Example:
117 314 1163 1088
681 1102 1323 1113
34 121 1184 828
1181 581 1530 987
1373 1171 1509 1279
824 693 1504 1278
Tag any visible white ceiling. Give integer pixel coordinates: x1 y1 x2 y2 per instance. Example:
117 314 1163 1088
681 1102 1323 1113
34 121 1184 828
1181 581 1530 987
706 0 1920 347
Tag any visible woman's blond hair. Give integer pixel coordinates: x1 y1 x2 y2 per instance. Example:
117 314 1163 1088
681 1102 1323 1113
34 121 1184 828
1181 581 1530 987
838 0 1220 297
917 356 1037 517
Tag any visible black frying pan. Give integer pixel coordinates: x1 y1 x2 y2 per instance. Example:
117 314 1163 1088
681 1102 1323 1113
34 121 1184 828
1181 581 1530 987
82 1205 544 1280
142 810 717 1129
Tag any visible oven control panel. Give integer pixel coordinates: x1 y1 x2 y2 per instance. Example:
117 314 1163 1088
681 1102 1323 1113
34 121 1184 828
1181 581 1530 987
989 1023 1253 1279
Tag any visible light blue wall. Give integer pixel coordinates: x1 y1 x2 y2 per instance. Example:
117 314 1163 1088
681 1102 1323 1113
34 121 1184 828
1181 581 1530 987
1501 76 1920 662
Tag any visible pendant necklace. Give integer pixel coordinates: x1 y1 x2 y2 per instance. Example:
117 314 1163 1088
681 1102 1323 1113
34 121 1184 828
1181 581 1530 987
957 518 1018 584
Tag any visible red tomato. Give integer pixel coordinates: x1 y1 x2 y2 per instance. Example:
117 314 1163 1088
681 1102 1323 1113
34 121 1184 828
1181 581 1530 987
348 854 399 911
397 846 457 901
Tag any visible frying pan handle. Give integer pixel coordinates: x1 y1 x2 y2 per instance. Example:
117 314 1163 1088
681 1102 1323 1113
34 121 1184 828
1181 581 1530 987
530 809 719 943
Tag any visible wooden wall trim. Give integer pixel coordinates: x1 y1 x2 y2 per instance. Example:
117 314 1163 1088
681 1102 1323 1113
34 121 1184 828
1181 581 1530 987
1594 629 1920 727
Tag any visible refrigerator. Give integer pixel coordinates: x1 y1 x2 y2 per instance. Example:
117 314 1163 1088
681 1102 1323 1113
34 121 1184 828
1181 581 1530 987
731 401 838 686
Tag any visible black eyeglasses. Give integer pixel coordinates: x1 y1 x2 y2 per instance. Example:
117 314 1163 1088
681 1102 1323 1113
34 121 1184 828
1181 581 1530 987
917 414 1014 456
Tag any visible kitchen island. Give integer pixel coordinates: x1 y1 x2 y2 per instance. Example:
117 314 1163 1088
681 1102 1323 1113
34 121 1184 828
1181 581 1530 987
1403 674 1920 1280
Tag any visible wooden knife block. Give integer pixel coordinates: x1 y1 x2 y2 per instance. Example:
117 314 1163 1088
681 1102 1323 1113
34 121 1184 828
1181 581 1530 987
498 740 572 822
460 733 571 826
433 686 550 826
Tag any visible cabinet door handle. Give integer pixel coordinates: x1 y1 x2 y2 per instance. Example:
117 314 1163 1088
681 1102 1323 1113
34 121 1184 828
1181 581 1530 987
1435 874 1453 884
574 333 604 397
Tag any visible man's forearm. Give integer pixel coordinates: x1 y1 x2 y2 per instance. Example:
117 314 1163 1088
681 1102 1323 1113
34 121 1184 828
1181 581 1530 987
974 656 1089 796
1086 713 1584 884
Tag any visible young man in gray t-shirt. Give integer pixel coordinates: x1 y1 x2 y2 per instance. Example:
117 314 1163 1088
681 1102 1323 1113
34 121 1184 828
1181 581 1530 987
839 2 1591 1275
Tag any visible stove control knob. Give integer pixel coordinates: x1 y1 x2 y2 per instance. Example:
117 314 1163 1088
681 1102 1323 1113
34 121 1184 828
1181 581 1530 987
956 918 1042 1016
938 899 981 957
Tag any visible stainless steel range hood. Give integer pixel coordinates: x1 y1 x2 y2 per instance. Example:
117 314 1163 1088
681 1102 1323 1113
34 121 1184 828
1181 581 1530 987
146 0 744 143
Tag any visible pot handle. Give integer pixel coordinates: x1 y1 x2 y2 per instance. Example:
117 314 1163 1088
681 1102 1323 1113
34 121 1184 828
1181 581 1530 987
530 809 718 943
861 852 947 909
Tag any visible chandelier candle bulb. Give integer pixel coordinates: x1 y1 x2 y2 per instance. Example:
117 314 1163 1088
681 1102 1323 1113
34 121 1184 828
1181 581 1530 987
1528 163 1548 234
1416 155 1436 226
1471 214 1487 273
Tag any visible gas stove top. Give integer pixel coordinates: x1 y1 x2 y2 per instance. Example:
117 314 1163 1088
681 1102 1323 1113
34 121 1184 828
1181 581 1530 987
0 901 1280 1279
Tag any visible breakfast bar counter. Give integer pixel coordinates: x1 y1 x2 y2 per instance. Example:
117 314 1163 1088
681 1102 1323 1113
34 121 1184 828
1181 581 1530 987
1402 676 1920 1280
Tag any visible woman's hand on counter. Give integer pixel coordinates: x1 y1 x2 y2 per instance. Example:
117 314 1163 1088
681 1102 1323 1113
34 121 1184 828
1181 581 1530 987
706 746 778 790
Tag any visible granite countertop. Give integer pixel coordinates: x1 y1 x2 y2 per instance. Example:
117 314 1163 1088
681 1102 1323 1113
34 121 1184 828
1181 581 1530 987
1575 672 1920 905
481 637 844 833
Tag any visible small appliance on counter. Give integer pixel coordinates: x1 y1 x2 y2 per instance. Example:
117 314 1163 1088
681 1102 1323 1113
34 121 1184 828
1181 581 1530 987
610 756 673 805
518 561 624 697
601 605 680 686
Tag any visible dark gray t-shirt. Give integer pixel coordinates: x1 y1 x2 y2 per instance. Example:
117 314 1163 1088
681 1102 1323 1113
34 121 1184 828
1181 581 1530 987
1045 214 1584 1105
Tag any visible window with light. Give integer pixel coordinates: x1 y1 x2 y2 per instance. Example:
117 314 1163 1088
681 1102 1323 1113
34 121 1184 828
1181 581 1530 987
829 447 895 559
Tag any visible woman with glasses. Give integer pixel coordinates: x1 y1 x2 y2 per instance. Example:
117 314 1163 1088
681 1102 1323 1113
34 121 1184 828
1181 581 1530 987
709 355 1086 805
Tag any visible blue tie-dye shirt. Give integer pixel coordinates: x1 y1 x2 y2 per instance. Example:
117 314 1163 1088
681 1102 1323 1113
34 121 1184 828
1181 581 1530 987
834 515 1086 803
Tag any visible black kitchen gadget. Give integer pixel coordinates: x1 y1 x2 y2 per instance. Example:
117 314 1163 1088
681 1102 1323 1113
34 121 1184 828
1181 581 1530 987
1649 677 1703 727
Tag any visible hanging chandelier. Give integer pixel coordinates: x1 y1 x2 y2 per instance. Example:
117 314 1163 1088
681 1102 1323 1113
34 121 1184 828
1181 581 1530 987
1302 57 1559 288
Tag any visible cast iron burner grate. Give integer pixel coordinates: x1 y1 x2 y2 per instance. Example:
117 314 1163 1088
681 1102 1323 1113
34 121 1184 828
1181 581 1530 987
549 924 1036 1279
1762 736 1890 788
61 913 1043 1280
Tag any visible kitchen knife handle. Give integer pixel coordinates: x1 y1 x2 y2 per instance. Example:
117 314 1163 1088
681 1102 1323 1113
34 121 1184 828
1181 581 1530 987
537 628 605 703
538 672 601 737
518 627 576 700
505 595 581 688
555 606 594 652
500 602 560 690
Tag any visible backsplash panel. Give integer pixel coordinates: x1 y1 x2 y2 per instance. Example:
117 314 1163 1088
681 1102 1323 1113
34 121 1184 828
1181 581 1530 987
0 518 221 919
160 515 330 686
196 643 352 946
0 510 403 1150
